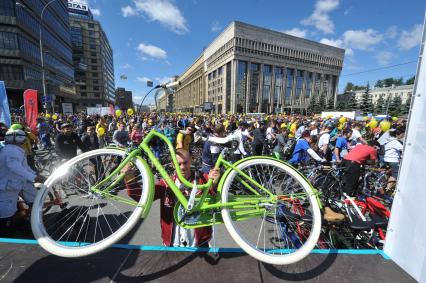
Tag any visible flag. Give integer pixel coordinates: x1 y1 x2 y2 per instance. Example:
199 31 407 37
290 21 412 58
120 75 128 80
23 89 38 132
147 80 153 87
0 81 11 127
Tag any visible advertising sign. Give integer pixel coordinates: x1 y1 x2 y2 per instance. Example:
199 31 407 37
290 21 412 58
68 0 88 12
23 89 38 132
203 102 214 111
0 81 11 127
62 103 73 115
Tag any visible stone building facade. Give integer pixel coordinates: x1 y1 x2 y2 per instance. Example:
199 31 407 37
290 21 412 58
174 21 345 114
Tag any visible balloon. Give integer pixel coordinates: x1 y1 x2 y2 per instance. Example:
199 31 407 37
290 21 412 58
392 116 398 121
327 114 333 119
45 114 51 119
368 119 378 129
339 117 346 124
97 127 105 136
380 120 391 132
52 114 58 120
115 109 122 117
127 108 134 116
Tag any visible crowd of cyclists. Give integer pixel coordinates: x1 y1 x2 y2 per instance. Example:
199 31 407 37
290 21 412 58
0 110 407 248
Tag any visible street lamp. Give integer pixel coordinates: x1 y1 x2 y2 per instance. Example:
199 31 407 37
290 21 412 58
16 0 58 113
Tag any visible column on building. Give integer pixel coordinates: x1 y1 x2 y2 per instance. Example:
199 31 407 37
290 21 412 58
257 63 264 113
245 60 252 113
269 66 276 114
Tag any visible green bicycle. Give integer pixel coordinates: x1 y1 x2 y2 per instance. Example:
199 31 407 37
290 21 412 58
31 89 321 265
31 128 321 265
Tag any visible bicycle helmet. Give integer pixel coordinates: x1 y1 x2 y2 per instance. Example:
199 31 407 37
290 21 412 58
5 128 26 144
10 123 23 130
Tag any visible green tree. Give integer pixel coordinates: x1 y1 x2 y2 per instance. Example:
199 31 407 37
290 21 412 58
336 99 346 110
326 96 335 110
388 95 403 116
345 93 358 111
395 77 404 86
308 96 320 113
344 82 354 92
405 75 415 85
359 82 374 115
375 80 384 88
318 92 327 111
383 77 394 87
402 94 412 115
375 95 385 114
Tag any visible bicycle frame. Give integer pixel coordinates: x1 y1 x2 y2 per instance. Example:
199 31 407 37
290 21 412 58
90 129 276 214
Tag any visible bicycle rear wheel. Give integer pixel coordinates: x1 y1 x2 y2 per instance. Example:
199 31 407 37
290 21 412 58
31 148 152 257
221 157 321 265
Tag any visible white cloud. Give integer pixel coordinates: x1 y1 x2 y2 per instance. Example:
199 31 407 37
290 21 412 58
91 8 101 16
120 63 133 69
155 76 173 84
123 0 189 34
320 38 353 56
376 51 395 66
136 76 151 83
282 27 308 38
137 43 167 60
386 26 399 39
342 29 383 50
122 5 137 17
211 21 222 32
398 24 422 50
320 38 343 48
301 0 339 34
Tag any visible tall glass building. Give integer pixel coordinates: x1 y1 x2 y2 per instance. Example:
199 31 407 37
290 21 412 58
0 0 75 110
175 21 345 114
69 3 115 111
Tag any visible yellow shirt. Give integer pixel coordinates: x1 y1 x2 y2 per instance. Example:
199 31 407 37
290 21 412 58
176 132 192 150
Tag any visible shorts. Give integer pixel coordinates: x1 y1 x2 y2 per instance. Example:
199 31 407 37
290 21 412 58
386 162 400 178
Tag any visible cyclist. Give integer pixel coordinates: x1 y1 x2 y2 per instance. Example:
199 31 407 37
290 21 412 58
288 130 325 166
201 124 225 173
82 126 100 151
0 128 38 234
36 117 51 150
333 129 352 163
250 121 265 155
341 141 380 196
55 123 86 160
272 127 288 160
383 128 404 192
112 122 130 148
126 149 220 247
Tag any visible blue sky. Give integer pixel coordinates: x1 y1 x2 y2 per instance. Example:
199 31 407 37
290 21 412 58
85 0 425 104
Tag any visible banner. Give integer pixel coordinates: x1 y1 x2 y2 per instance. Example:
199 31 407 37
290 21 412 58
62 103 73 115
0 81 11 127
23 89 38 132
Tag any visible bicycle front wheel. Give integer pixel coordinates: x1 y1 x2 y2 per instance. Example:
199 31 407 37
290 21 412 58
31 148 152 257
221 157 321 265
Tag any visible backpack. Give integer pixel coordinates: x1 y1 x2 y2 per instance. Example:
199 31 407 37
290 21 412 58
282 138 297 160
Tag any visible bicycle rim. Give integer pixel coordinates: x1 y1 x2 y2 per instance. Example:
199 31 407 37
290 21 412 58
31 148 151 257
221 158 321 265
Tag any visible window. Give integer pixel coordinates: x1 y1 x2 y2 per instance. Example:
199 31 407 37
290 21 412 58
90 52 96 56
93 86 100 91
0 65 24 81
88 23 95 28
0 32 18 49
92 73 98 77
91 66 98 71
91 59 97 63
0 1 14 16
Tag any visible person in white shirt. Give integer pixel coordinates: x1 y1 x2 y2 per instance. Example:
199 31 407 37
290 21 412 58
318 125 333 161
384 128 404 192
350 123 367 145
231 122 252 161
265 121 277 141
0 128 38 231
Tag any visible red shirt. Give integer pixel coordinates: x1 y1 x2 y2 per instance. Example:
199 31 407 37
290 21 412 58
344 144 377 164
